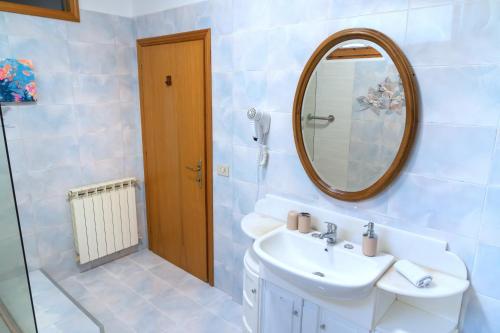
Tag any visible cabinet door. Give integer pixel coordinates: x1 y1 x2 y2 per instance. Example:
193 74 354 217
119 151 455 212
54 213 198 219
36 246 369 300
260 281 302 333
318 308 366 333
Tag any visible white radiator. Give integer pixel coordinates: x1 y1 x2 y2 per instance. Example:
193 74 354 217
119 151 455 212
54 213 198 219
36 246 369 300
68 178 139 265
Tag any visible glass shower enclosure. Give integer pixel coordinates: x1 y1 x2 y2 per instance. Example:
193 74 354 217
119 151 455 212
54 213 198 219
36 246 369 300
0 107 37 333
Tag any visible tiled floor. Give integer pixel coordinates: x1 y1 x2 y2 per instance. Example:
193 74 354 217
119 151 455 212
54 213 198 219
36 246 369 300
58 250 242 333
29 270 100 333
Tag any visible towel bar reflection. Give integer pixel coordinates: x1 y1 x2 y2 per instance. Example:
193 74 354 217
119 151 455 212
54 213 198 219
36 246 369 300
307 114 335 123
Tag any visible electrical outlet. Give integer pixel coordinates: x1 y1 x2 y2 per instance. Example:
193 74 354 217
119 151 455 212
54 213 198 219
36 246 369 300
216 165 230 177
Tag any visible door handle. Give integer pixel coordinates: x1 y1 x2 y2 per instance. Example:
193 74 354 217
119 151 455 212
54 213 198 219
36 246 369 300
186 160 202 188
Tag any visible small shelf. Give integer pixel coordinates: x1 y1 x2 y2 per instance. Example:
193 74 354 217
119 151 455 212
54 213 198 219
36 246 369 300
241 213 283 240
376 300 456 333
377 265 469 299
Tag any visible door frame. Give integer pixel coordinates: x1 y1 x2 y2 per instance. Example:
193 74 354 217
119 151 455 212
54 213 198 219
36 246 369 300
136 29 214 285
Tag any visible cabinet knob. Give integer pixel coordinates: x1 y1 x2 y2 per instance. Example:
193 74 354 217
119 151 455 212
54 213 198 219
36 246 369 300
251 288 257 294
320 324 326 330
293 310 299 316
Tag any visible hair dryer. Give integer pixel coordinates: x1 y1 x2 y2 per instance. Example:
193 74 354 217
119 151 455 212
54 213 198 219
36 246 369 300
247 108 271 145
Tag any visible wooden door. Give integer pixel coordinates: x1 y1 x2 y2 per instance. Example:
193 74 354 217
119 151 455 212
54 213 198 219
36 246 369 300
138 30 213 283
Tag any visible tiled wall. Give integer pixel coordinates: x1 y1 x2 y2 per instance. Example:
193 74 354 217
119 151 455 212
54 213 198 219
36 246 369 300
135 0 500 331
0 10 146 280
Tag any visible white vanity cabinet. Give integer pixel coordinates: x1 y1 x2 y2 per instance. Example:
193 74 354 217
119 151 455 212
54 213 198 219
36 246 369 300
260 280 369 333
260 281 303 333
301 301 367 333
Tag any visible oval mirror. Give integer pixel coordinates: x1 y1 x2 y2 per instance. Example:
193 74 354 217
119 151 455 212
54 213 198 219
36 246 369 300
293 29 418 201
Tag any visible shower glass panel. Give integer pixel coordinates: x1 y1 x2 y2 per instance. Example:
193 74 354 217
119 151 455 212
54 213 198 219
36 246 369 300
0 110 37 333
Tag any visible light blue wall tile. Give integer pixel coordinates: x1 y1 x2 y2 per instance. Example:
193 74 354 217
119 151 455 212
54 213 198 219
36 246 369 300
231 108 254 147
112 15 137 46
6 139 27 175
36 72 74 105
213 105 232 143
135 11 176 39
233 71 267 109
480 186 500 247
0 34 9 56
115 45 137 75
4 12 67 39
265 70 300 113
212 35 233 72
212 72 233 109
406 1 500 65
268 0 304 27
21 105 78 140
122 127 142 156
214 176 233 208
213 139 232 167
76 103 122 134
67 10 115 44
24 136 80 172
9 36 70 72
214 260 233 296
232 145 258 183
210 0 233 36
267 112 294 153
233 30 268 71
173 1 210 32
387 173 485 237
214 232 233 270
124 156 144 182
328 0 409 18
472 244 500 300
214 204 232 239
68 42 118 75
121 102 141 131
489 148 500 185
415 65 500 126
79 129 124 162
29 165 83 199
81 158 125 185
267 22 330 72
463 293 500 333
233 0 270 32
329 11 408 46
408 125 496 184
72 75 120 104
265 152 320 203
232 180 257 217
33 196 72 231
118 75 139 103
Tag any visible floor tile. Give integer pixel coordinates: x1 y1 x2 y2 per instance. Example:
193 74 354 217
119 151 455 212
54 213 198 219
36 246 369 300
53 249 242 332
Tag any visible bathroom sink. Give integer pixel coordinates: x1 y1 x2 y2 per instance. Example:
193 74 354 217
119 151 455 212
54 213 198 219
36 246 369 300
253 227 395 300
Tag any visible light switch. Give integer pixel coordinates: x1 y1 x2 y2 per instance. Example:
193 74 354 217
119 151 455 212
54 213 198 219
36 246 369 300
216 165 230 177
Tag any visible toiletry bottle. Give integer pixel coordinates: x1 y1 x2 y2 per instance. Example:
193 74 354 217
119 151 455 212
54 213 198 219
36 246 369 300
362 222 378 257
298 212 311 233
287 210 299 230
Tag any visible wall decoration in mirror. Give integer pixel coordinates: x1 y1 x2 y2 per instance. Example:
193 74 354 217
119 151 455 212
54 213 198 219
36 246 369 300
0 0 79 22
293 29 418 201
0 59 37 103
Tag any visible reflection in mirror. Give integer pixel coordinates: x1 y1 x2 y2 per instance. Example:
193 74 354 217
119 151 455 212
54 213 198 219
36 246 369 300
301 40 406 192
2 0 67 11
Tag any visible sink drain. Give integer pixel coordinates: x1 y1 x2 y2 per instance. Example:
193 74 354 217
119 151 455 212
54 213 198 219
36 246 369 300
312 272 325 277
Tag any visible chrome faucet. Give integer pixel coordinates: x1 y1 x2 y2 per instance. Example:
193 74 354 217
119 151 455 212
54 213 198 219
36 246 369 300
319 222 337 245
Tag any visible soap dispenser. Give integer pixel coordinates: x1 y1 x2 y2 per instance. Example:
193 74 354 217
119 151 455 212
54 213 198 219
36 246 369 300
362 222 378 257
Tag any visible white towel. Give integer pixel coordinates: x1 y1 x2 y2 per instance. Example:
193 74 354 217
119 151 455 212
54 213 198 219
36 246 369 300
394 260 432 288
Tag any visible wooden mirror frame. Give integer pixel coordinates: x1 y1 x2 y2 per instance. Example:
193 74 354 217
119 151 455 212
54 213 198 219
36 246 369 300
0 0 80 22
293 28 418 201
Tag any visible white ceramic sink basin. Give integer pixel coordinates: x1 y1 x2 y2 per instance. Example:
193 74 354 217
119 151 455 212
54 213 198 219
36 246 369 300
253 227 395 300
